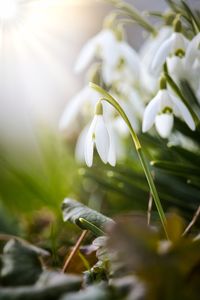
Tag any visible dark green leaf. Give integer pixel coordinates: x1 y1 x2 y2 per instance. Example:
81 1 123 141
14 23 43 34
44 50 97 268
62 198 114 232
0 239 43 286
0 272 82 300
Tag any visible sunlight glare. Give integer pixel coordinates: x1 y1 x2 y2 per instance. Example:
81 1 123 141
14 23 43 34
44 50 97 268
0 0 18 20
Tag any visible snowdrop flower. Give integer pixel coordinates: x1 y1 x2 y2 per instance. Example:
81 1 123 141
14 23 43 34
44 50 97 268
75 28 140 78
140 26 173 72
139 14 174 93
59 86 100 132
151 19 189 76
84 101 116 167
167 43 200 91
102 55 140 86
142 77 195 138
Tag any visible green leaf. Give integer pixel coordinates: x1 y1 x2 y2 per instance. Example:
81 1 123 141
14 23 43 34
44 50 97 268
0 239 43 286
62 198 114 233
181 1 200 33
60 283 110 300
107 0 156 35
151 160 200 178
78 218 105 237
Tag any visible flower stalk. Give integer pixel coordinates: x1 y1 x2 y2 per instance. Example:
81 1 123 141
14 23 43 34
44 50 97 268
90 82 168 239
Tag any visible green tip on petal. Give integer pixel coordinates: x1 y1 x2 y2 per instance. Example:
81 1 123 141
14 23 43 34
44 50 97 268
175 48 185 58
160 76 167 90
173 17 182 33
95 101 103 115
103 12 118 29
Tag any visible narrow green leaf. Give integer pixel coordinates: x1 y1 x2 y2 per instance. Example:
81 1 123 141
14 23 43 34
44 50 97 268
151 160 200 177
78 218 105 237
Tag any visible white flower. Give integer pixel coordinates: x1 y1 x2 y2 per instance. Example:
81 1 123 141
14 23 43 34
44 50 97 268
76 121 123 164
84 102 116 167
139 26 172 94
74 28 140 77
142 80 195 138
151 20 189 76
166 44 200 91
140 26 172 71
59 86 99 132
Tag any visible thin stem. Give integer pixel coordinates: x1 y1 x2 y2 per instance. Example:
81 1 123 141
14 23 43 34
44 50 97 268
138 149 168 237
62 230 88 273
90 83 168 238
182 205 200 236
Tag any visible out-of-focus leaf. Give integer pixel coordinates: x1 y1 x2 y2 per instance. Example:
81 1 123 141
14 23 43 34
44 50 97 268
60 283 110 300
0 271 82 300
62 198 114 232
180 80 200 107
166 212 185 243
106 215 200 299
93 236 109 263
0 239 43 286
181 1 200 32
168 145 200 167
0 204 20 235
151 160 200 178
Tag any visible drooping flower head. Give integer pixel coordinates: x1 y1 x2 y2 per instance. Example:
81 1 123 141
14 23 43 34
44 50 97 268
84 101 116 167
142 77 195 138
151 17 189 76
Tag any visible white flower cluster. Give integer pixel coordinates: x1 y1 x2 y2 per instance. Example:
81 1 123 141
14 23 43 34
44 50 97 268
60 13 198 167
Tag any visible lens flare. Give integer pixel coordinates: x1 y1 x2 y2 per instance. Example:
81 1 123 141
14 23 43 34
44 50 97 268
0 0 18 20
0 0 82 137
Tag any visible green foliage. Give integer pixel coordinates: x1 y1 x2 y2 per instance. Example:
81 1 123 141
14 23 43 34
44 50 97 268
0 239 82 300
62 198 114 234
0 129 79 215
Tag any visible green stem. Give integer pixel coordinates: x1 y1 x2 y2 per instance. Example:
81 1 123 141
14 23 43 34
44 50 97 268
90 82 168 238
137 149 168 238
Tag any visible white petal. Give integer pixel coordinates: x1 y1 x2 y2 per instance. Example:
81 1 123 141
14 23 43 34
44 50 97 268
95 116 110 164
107 126 116 166
100 30 119 66
142 91 162 132
140 26 172 69
170 94 195 130
155 113 174 138
101 63 114 85
59 87 88 130
84 117 97 167
151 35 173 75
74 36 99 73
75 125 89 163
185 32 200 67
166 56 184 79
171 32 187 52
